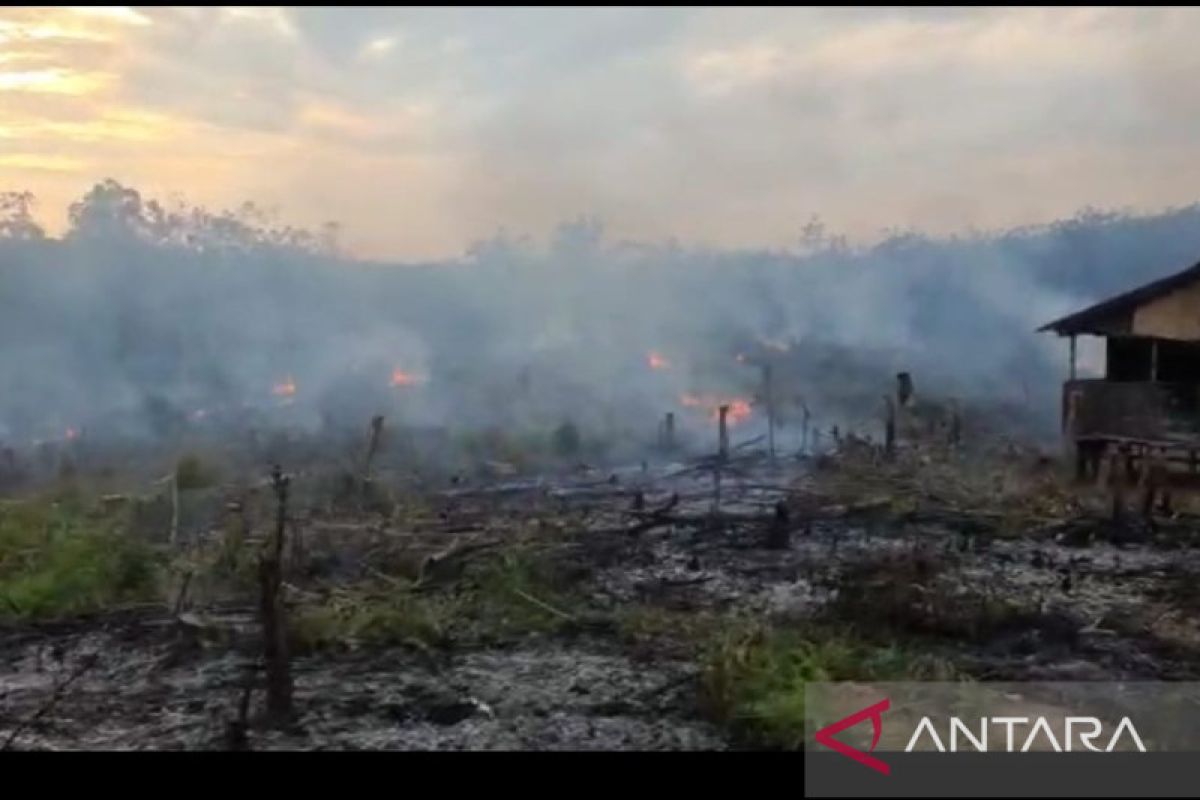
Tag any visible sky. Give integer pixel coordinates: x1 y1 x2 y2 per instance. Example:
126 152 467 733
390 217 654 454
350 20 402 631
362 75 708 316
3 6 1200 260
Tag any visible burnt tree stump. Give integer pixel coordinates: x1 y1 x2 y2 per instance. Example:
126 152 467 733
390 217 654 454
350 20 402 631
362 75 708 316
764 501 792 550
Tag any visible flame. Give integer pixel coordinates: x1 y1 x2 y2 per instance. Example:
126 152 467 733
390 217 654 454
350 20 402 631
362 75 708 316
272 376 297 397
390 367 426 388
64 426 79 441
679 393 754 426
647 351 671 370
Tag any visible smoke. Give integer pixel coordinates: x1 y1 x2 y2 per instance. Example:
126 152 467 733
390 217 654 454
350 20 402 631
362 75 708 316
3 180 1200 457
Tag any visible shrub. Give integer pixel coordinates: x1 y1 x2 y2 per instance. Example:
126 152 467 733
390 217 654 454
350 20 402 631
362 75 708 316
0 498 161 619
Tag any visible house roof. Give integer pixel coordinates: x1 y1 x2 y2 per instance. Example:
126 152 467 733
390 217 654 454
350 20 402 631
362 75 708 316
1038 259 1200 336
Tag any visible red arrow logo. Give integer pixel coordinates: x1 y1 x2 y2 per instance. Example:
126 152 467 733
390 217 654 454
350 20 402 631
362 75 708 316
813 698 891 776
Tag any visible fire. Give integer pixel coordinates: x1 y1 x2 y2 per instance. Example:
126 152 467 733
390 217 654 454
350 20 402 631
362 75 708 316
272 376 297 397
64 426 79 441
390 367 425 388
647 351 671 370
679 393 754 426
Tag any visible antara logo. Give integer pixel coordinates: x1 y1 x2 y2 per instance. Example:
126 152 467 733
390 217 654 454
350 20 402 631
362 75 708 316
813 698 892 776
904 716 1146 753
814 698 1148 776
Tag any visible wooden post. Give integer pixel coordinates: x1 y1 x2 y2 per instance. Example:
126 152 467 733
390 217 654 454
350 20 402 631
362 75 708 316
800 400 811 455
260 464 294 724
763 364 776 461
718 404 730 461
663 412 675 450
949 399 962 447
765 500 791 549
883 395 896 460
1139 448 1163 520
169 470 179 548
1069 335 1077 381
1108 451 1124 522
360 414 385 511
1150 339 1159 382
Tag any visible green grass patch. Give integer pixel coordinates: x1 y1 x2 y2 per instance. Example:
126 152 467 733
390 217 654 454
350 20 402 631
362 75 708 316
698 619 958 750
0 497 162 620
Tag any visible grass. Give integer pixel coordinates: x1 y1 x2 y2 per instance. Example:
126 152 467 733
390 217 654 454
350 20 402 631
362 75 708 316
464 546 580 635
0 496 162 620
821 549 1048 642
290 542 582 653
291 584 464 653
697 618 957 750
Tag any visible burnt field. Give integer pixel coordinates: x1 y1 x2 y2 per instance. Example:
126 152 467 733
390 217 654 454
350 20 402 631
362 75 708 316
2 393 1200 752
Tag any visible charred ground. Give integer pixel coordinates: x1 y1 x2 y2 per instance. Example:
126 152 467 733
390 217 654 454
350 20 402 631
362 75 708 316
1 388 1198 752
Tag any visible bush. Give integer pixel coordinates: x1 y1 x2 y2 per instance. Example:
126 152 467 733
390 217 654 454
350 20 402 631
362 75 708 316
0 498 161 619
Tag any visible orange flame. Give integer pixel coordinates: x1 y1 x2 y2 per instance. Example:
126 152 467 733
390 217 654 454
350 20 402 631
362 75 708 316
679 393 754 426
647 351 671 370
390 368 426 388
272 376 297 397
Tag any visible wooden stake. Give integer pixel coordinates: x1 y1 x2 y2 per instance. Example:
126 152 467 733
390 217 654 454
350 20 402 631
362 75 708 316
718 404 730 461
800 400 811 455
1109 452 1124 522
169 470 179 548
360 415 385 504
259 464 293 725
883 395 896 460
763 364 776 461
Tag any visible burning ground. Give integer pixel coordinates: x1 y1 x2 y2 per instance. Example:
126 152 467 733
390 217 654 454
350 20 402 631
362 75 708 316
4 403 1200 751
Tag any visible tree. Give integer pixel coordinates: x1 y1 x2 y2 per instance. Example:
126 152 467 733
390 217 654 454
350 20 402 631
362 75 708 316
0 191 45 240
66 179 150 242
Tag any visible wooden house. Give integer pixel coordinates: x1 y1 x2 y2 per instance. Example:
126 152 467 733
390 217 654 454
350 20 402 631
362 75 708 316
1039 260 1200 478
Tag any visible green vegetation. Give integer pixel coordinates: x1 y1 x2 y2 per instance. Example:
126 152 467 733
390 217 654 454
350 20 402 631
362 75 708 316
291 585 464 653
291 544 581 652
697 619 956 750
0 496 161 620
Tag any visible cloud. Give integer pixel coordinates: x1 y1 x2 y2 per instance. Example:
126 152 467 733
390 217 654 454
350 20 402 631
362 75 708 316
0 67 112 94
2 7 1200 258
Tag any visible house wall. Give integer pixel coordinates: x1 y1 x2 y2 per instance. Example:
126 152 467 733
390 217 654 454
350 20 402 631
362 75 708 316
1132 280 1200 340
